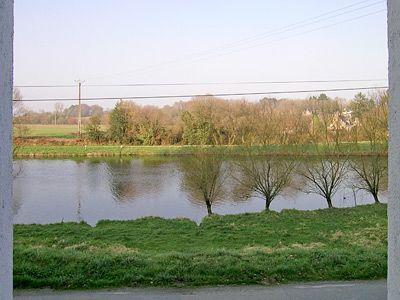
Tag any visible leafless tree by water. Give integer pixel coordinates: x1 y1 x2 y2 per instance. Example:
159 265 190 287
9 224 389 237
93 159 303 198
180 152 227 215
298 157 348 208
233 156 295 211
350 155 387 204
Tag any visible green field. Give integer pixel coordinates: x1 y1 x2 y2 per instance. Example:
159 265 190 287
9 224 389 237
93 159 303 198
15 124 110 139
14 204 387 289
16 124 79 138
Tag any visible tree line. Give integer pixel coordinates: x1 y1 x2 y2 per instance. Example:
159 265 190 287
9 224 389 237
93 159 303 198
181 151 387 216
89 91 388 146
14 90 388 147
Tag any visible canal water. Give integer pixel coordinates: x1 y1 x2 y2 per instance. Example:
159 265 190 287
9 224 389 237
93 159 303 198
13 156 387 226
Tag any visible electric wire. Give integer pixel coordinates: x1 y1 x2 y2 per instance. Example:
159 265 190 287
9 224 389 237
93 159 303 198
14 86 388 102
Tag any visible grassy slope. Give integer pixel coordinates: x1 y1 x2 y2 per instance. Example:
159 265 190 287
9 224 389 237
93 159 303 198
14 204 387 289
14 142 387 157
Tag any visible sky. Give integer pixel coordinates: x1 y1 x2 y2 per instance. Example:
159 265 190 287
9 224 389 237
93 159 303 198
14 0 388 111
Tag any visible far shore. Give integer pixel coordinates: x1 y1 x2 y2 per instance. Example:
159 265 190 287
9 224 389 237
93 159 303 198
13 143 387 158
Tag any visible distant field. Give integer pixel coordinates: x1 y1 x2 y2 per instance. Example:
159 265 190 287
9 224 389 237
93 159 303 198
15 124 79 138
15 124 108 139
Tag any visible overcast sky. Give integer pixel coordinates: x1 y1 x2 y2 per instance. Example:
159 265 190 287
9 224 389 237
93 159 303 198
14 0 388 111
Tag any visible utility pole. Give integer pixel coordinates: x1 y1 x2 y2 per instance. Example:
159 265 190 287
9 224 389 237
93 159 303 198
75 80 84 138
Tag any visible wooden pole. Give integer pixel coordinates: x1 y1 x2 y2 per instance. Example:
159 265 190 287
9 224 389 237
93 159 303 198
78 81 82 138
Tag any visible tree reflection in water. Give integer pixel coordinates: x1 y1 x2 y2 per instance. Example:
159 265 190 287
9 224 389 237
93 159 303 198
105 158 167 202
179 153 228 215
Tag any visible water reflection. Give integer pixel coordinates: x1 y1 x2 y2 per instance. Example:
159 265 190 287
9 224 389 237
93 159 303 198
106 160 142 201
104 158 171 202
12 156 388 225
179 155 228 215
75 161 84 222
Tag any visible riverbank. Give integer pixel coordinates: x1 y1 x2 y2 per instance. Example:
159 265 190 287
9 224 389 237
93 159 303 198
14 204 387 289
14 143 387 158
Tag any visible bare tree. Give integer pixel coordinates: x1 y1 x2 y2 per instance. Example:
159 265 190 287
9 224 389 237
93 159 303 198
298 157 347 208
54 102 64 125
12 88 26 178
13 88 25 117
350 155 387 204
180 152 227 215
12 88 30 138
234 156 295 211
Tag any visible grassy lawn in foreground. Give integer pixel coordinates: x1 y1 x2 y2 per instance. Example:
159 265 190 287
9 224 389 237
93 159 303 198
14 204 387 289
14 142 387 157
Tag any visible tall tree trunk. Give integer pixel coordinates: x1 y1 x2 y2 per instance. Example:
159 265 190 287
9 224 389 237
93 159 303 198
265 200 271 211
373 193 380 204
326 196 333 208
205 200 213 215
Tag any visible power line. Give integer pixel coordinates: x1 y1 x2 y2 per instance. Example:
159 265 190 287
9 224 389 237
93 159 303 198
85 79 388 87
84 0 385 80
14 86 388 102
191 0 382 53
14 2 385 89
14 78 388 88
156 4 386 72
151 8 387 71
85 0 383 79
206 0 383 51
14 84 76 88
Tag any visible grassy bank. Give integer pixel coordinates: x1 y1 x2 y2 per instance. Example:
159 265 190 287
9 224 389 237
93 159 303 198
15 204 387 289
14 142 387 158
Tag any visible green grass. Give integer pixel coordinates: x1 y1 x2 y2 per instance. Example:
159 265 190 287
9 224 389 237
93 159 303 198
13 124 387 157
17 124 79 138
14 142 387 158
14 204 387 289
15 124 109 139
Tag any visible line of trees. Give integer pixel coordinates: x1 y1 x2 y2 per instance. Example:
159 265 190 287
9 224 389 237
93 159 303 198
91 91 388 146
15 102 104 125
14 90 388 147
181 151 387 216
